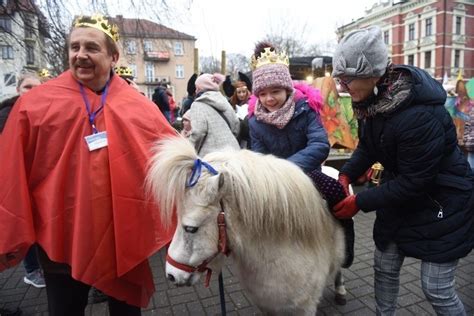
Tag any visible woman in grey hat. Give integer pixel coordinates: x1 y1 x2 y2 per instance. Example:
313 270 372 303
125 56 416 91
331 26 473 315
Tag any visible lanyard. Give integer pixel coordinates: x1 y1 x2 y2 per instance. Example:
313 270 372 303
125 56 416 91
79 80 110 134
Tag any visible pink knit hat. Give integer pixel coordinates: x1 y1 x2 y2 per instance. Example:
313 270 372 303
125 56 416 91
195 73 225 94
252 63 293 96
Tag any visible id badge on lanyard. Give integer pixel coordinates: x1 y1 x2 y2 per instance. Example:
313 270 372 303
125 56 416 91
80 81 110 151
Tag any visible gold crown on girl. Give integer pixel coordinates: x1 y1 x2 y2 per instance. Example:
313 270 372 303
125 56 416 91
251 47 290 70
74 14 119 42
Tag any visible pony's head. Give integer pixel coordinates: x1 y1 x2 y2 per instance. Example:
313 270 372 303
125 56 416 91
147 136 229 286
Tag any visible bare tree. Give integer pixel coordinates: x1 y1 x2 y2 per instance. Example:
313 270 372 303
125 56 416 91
226 53 250 78
199 55 220 74
260 14 336 57
260 15 311 57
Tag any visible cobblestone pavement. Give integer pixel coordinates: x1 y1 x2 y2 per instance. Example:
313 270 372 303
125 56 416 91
1 211 473 315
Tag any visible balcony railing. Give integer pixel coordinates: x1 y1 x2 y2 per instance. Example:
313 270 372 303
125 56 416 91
144 51 170 62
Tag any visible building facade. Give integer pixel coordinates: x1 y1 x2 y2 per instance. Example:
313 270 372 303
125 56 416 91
0 0 48 100
111 15 196 104
336 0 474 79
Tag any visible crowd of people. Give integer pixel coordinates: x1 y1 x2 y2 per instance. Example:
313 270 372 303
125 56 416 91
0 12 472 316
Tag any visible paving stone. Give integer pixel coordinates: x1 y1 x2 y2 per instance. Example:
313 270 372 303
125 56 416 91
229 291 251 309
186 301 205 314
171 303 188 315
169 292 199 305
397 292 425 307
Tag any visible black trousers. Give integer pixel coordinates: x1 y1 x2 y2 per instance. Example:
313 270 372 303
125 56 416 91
43 271 141 316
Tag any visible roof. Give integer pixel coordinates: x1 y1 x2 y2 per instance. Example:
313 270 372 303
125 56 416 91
110 16 195 41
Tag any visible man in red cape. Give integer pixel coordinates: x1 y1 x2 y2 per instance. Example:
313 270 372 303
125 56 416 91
0 14 176 314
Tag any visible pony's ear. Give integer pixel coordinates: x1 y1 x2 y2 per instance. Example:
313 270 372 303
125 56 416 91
205 174 221 200
205 173 226 201
218 172 225 189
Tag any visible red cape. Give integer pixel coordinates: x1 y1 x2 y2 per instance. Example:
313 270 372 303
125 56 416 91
0 71 176 307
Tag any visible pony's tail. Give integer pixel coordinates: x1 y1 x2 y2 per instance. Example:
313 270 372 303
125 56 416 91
146 135 197 227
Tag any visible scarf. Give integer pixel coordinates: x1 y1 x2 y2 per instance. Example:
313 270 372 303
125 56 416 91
352 66 412 119
254 92 295 129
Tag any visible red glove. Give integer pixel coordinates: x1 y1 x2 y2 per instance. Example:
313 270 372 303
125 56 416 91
338 174 351 196
355 168 373 185
333 195 359 219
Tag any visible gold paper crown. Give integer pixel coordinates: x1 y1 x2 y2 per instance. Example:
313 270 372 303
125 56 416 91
74 14 119 42
38 69 51 78
251 47 290 70
114 66 133 78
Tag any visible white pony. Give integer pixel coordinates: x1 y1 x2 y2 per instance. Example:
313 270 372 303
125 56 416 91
147 136 345 315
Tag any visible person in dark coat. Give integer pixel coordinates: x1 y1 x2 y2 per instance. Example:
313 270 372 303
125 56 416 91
179 73 197 117
152 83 171 122
331 26 473 315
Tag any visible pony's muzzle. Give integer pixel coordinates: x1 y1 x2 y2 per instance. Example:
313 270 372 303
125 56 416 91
167 273 175 282
165 262 199 286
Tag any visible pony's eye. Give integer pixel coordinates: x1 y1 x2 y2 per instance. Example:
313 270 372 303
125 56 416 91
184 225 199 233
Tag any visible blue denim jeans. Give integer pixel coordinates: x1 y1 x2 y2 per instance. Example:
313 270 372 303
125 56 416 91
467 152 474 171
23 244 40 273
374 243 466 316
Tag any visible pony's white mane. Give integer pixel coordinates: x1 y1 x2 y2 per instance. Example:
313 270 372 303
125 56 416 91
147 136 336 245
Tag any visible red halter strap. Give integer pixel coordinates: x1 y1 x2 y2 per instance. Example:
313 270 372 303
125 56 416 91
166 207 230 287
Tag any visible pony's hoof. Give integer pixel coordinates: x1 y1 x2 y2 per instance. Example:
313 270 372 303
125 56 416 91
335 293 347 305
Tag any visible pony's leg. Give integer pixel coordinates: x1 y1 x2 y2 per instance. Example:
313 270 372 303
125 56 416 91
334 270 347 305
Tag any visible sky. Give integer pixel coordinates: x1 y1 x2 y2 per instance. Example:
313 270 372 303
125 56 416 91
167 0 379 58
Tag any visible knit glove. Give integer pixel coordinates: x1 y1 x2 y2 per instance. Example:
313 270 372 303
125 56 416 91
333 195 359 219
338 174 351 196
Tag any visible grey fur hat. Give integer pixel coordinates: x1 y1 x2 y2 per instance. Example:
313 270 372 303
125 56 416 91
332 26 388 78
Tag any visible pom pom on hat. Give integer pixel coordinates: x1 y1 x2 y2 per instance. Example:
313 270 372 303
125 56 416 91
195 73 225 94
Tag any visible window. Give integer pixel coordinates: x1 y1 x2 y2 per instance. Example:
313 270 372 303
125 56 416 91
175 65 184 78
127 40 136 54
408 23 415 41
24 25 35 38
145 62 154 82
174 42 184 55
383 31 389 45
408 54 414 66
424 51 432 69
0 16 12 32
454 50 460 68
147 86 154 99
4 73 16 87
1 45 13 59
129 63 137 78
26 45 35 65
455 16 462 35
143 40 152 52
425 18 432 36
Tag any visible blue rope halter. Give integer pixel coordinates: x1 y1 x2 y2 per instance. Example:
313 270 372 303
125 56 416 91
186 158 219 187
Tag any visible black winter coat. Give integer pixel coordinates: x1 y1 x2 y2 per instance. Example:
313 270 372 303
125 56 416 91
342 65 474 263
0 95 18 133
152 86 170 113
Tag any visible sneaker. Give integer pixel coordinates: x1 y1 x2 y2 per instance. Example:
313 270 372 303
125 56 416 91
23 269 46 288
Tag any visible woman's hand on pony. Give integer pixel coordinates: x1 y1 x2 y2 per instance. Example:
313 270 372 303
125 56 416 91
333 195 359 219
